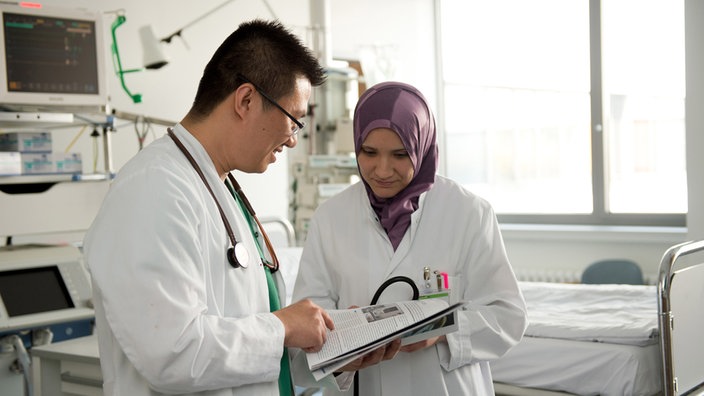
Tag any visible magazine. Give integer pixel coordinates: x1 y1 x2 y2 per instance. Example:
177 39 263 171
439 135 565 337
306 299 464 380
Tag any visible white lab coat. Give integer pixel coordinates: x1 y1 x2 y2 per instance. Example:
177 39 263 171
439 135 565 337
291 176 528 396
84 124 288 396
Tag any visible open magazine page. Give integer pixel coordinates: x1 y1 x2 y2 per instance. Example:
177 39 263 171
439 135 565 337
305 299 462 378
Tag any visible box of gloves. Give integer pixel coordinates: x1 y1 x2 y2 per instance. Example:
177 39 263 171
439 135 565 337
0 131 52 152
19 152 82 175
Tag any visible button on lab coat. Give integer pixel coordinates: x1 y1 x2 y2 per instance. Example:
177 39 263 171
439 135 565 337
292 176 528 396
84 124 287 395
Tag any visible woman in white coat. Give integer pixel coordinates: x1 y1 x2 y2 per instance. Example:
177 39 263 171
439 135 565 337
292 82 528 395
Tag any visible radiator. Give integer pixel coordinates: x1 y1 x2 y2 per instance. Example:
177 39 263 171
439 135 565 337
514 269 657 285
514 269 583 283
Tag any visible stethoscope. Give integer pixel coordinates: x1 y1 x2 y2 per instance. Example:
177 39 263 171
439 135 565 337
167 128 279 272
353 276 420 396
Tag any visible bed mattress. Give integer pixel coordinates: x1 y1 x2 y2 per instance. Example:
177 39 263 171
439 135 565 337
491 335 662 396
491 282 662 396
520 281 659 346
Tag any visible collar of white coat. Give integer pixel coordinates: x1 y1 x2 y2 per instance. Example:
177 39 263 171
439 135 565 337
170 123 238 226
171 123 223 184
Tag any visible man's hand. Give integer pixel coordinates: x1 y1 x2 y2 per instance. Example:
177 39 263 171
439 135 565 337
273 299 334 352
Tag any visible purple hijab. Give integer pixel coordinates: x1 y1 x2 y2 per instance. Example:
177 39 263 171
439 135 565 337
353 82 438 250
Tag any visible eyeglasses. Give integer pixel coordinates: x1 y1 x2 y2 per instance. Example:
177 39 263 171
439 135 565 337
237 73 306 136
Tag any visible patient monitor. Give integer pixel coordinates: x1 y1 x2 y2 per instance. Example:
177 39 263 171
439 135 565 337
0 3 109 112
0 245 93 333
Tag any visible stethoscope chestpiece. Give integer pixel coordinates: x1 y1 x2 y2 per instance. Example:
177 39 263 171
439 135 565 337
227 242 250 269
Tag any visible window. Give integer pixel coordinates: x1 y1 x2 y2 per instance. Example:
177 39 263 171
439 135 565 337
439 0 686 226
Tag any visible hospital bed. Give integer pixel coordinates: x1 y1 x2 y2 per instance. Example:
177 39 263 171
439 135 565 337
491 240 704 396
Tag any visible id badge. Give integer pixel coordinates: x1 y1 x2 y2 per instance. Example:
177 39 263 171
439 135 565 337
418 266 451 302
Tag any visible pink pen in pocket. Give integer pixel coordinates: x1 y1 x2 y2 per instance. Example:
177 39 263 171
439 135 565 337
440 272 449 289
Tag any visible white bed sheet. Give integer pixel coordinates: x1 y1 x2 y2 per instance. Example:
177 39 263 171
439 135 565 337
520 282 659 346
491 336 663 396
491 281 662 396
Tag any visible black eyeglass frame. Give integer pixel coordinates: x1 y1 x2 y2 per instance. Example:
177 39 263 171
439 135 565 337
237 73 305 135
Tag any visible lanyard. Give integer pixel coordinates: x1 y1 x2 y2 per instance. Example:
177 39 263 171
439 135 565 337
167 128 279 272
225 180 273 269
224 173 279 271
224 179 291 395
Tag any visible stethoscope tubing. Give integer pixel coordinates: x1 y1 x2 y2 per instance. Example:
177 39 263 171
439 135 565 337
370 276 420 305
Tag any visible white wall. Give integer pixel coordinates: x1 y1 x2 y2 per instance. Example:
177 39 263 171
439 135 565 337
328 1 437 106
501 226 685 283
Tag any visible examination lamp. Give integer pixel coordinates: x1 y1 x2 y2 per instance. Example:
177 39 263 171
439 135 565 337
110 13 169 104
110 0 275 103
140 25 169 70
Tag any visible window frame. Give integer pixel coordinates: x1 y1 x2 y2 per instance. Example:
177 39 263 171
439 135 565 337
435 0 686 228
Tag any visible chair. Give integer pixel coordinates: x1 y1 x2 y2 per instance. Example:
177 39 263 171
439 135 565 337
581 259 645 285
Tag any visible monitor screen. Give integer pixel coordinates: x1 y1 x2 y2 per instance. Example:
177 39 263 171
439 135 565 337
4 12 99 95
0 4 107 111
0 265 74 317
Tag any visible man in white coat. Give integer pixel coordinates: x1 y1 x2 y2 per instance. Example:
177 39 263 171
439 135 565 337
292 82 528 395
84 20 334 396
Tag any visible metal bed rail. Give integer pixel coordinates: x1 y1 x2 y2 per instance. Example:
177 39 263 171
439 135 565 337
260 216 297 248
657 239 704 396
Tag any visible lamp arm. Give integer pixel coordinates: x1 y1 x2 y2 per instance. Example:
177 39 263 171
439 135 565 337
160 0 243 44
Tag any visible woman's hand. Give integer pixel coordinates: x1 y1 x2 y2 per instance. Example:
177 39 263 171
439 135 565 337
334 304 402 372
399 335 446 353
335 338 402 372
